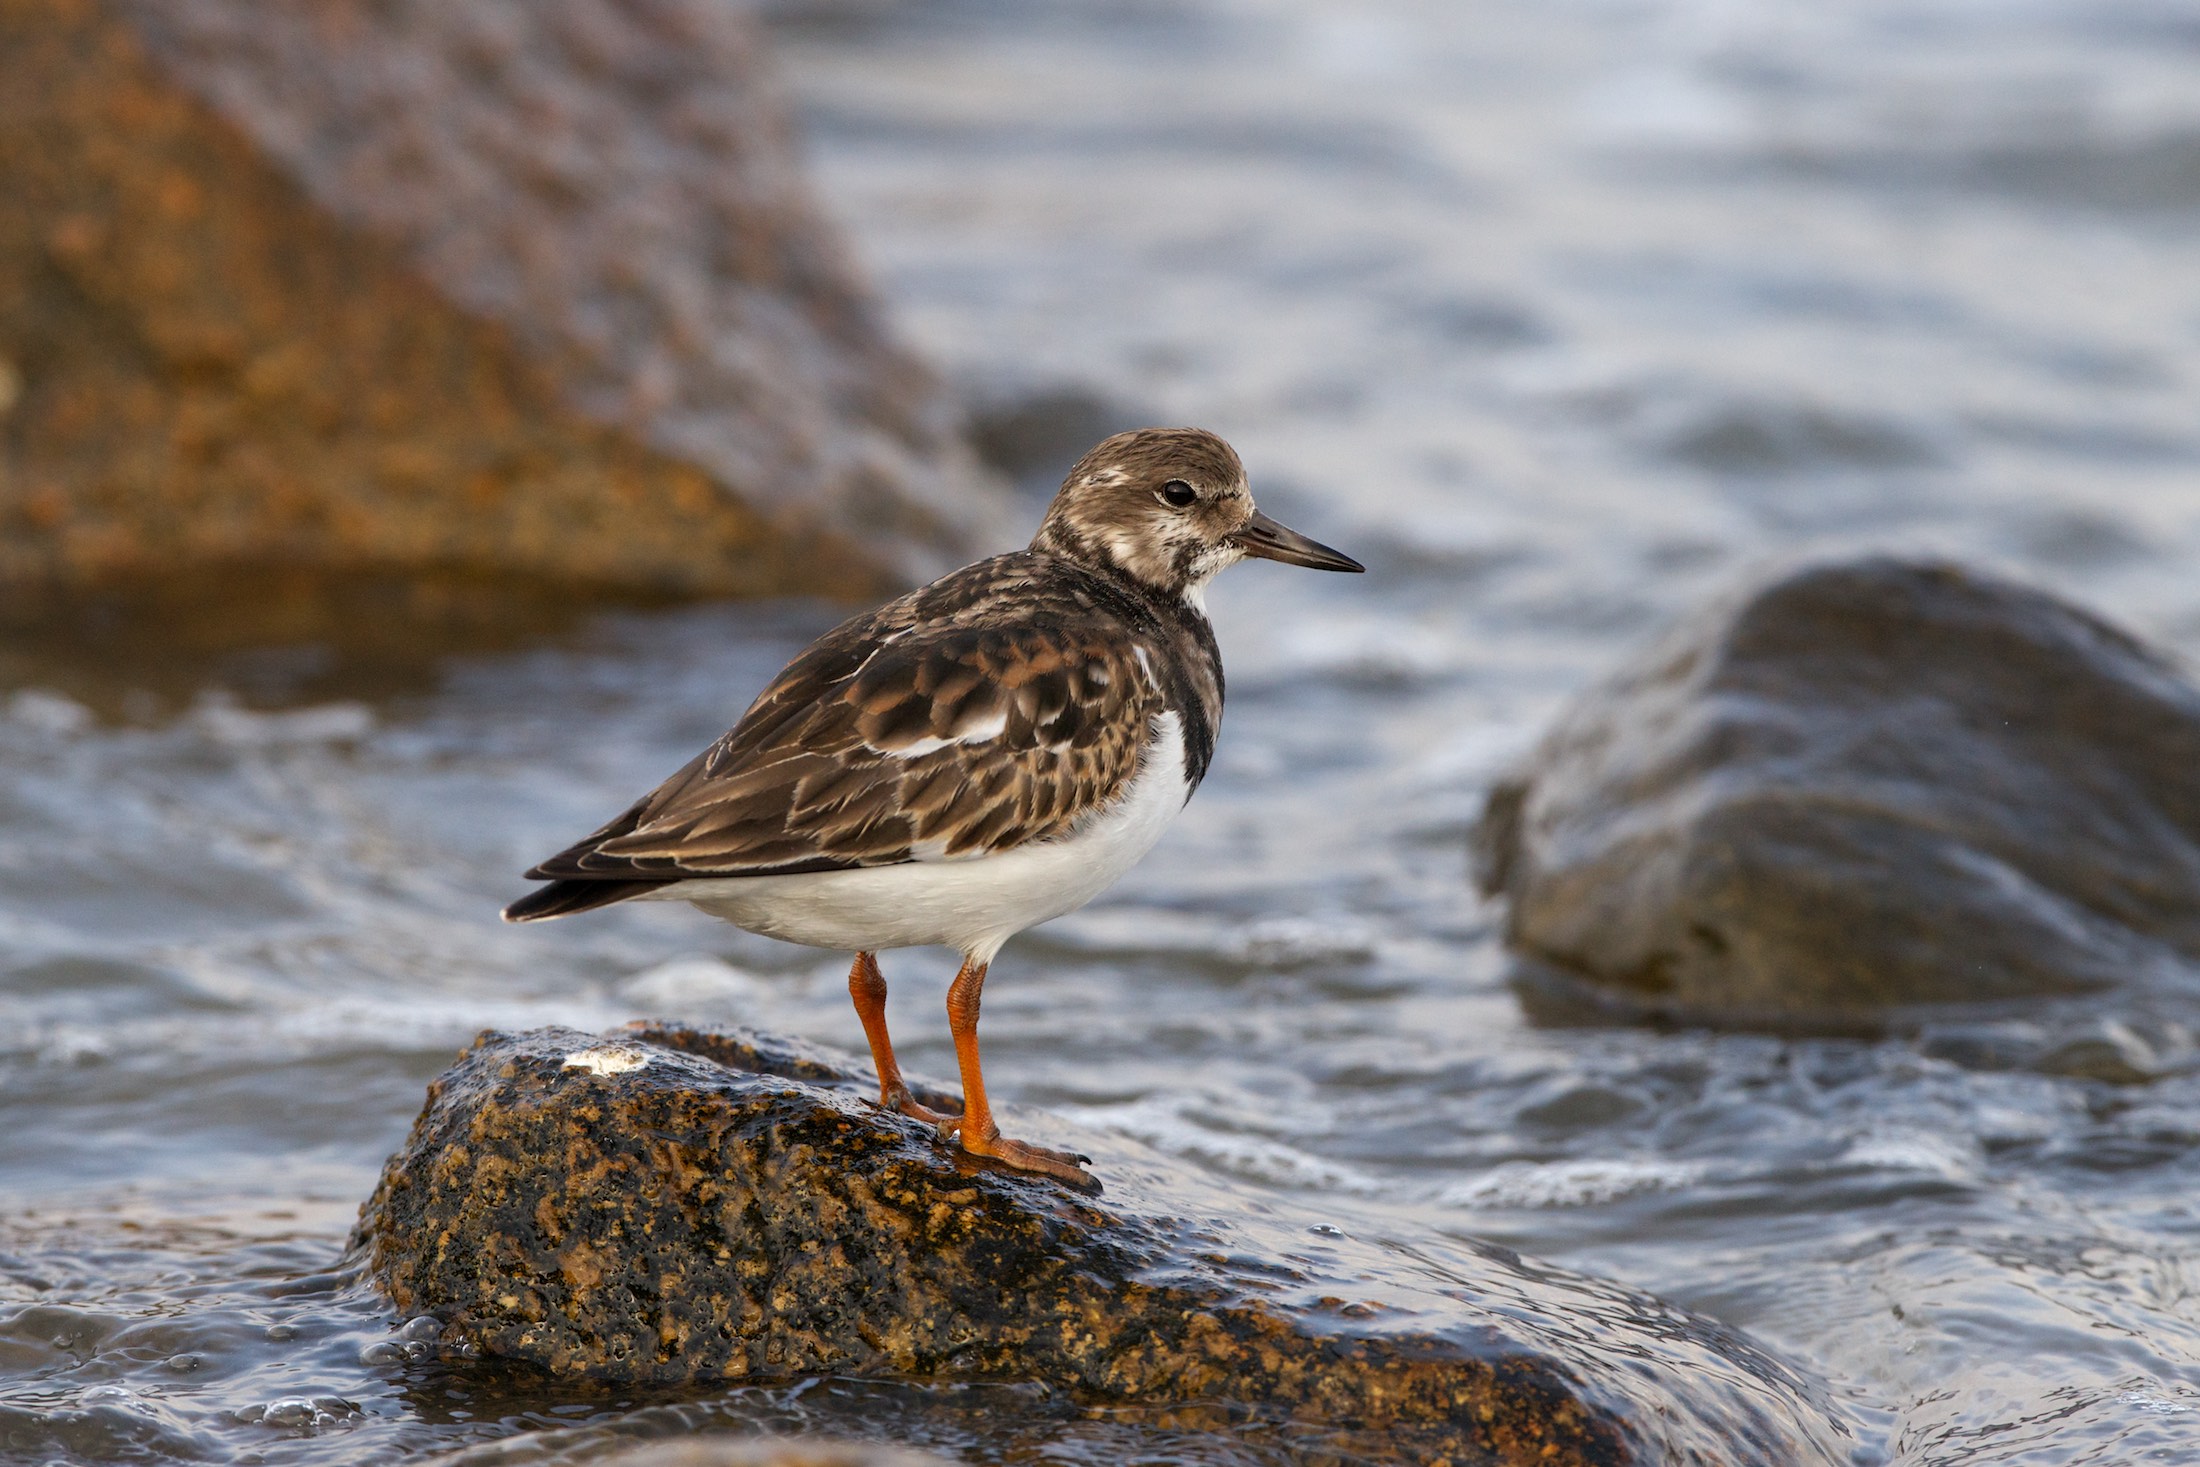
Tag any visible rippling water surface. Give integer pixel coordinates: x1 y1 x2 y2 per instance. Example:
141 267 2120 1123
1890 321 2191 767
9 1 2200 1461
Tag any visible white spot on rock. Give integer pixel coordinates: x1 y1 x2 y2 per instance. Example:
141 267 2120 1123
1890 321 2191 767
562 1044 650 1076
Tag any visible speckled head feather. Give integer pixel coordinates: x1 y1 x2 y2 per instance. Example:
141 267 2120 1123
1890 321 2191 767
1031 428 1255 597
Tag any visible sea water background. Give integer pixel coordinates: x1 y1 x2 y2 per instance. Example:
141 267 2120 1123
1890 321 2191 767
8 0 2200 1460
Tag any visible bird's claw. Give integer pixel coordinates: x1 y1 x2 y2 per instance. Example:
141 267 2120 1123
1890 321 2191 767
956 1125 1100 1191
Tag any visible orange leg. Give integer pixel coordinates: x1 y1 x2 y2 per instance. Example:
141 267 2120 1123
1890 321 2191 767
847 951 957 1125
942 957 1096 1190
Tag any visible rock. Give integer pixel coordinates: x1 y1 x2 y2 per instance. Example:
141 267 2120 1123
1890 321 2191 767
962 383 1148 495
612 1447 946 1467
356 1023 1856 1467
1472 556 2200 1027
427 1437 954 1467
0 0 1003 623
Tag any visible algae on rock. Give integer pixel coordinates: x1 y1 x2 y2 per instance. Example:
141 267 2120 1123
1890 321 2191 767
357 1023 1855 1467
0 0 1004 625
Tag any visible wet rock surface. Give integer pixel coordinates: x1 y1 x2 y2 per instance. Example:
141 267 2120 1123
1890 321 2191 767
426 1436 955 1467
357 1023 1854 1467
1473 556 2200 1027
0 0 1000 621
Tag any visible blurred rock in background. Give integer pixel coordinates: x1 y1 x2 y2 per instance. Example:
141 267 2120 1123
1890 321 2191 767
1474 556 2200 1031
961 382 1152 499
0 0 1005 647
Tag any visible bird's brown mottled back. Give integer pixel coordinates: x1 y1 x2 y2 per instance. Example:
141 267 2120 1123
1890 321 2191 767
525 550 1218 883
521 430 1257 890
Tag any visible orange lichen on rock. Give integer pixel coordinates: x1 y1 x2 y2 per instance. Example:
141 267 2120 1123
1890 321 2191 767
356 1024 1857 1466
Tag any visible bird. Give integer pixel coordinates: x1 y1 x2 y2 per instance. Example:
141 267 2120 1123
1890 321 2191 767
503 427 1363 1189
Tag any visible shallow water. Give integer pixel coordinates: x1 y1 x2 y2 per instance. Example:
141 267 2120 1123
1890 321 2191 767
9 0 2200 1461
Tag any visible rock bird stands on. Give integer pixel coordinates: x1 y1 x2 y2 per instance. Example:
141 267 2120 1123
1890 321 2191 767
505 428 1363 1188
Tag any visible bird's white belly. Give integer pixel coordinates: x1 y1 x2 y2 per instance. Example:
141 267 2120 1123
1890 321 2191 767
651 714 1190 962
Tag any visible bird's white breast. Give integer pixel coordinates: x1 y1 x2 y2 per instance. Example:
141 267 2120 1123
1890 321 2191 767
658 713 1191 962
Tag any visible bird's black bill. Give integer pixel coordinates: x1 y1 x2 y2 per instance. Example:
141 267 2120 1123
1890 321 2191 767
1232 509 1365 572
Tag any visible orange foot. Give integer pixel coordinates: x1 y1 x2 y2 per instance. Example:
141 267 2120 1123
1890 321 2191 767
942 1117 1099 1192
882 1083 960 1128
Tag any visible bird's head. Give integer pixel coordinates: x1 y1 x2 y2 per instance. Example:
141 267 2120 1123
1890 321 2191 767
1030 427 1363 603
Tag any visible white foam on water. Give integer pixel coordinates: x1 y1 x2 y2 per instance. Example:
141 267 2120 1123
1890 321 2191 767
6 689 93 736
1061 1094 1387 1195
187 694 375 747
616 955 772 1010
1226 915 1382 968
1437 1157 1709 1211
1839 1128 1983 1185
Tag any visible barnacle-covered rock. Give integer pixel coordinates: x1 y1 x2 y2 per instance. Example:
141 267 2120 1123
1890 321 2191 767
424 1434 954 1467
356 1023 1854 1466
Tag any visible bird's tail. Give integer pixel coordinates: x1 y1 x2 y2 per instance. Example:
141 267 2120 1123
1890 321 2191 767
501 878 669 923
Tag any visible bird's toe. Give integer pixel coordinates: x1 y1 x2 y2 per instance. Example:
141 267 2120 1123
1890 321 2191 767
961 1129 1100 1192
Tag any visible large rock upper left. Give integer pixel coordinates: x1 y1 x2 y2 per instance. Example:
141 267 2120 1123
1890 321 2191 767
0 0 1003 612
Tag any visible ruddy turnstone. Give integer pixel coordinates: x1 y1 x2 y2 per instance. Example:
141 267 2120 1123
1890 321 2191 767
504 427 1362 1189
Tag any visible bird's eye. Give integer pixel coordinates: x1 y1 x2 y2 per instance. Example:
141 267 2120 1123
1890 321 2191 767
1159 480 1197 508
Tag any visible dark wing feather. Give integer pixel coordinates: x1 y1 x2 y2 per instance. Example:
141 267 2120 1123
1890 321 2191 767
524 559 1171 884
503 877 667 921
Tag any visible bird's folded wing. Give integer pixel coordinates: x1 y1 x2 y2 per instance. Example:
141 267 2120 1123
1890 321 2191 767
526 618 1166 881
